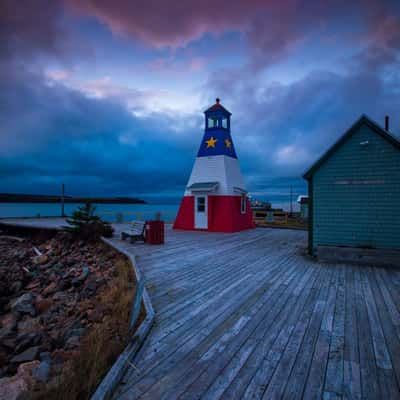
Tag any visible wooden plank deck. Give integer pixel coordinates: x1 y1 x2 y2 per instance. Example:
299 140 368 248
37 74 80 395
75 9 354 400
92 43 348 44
108 227 400 400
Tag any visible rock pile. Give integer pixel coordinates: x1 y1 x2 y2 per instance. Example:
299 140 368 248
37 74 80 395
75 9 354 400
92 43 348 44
0 232 121 398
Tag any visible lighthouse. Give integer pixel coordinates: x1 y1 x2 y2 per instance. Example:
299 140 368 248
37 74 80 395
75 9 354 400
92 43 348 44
174 98 255 232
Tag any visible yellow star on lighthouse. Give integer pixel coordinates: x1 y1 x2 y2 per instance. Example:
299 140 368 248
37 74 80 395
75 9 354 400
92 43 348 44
206 136 217 148
225 138 232 149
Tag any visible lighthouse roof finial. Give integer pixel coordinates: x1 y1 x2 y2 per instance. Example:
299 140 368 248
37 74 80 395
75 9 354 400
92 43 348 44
204 98 231 115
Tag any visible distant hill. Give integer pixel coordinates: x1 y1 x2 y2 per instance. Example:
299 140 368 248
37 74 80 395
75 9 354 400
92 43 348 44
0 193 147 204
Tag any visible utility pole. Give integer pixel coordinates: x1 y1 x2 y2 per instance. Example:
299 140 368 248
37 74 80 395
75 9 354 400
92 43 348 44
61 183 65 218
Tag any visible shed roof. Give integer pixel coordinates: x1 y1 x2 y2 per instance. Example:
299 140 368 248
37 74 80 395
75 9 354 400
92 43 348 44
297 195 309 204
303 114 400 180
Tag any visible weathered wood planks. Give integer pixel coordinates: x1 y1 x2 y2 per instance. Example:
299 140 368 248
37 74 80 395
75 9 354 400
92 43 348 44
108 227 400 400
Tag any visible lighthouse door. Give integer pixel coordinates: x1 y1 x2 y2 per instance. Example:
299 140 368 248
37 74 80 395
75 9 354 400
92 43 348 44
194 195 208 229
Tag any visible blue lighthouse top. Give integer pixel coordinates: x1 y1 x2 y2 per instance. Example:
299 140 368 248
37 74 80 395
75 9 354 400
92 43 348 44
197 98 237 159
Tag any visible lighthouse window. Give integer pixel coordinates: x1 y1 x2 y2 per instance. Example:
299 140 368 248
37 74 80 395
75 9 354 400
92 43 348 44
222 117 228 129
208 117 219 128
240 194 246 214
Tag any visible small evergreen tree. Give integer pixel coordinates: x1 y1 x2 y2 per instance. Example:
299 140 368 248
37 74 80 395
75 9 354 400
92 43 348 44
65 202 113 240
65 202 99 230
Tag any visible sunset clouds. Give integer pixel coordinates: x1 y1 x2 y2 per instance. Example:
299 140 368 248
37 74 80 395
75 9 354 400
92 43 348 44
1 0 399 201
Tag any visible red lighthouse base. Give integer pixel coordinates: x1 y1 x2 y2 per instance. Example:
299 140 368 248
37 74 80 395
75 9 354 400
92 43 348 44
173 196 255 233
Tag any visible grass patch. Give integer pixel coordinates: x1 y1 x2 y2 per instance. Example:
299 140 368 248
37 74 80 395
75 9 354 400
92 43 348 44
31 256 143 400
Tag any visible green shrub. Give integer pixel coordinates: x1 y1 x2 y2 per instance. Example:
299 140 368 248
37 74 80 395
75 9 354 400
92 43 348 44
64 203 114 240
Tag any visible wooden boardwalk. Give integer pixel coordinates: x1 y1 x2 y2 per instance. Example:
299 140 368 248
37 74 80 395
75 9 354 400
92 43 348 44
109 227 400 399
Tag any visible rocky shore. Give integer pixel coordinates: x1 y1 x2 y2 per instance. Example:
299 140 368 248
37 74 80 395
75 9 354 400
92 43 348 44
0 232 131 399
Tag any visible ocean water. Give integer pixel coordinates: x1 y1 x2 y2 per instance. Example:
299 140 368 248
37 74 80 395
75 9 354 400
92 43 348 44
0 203 180 222
0 197 299 221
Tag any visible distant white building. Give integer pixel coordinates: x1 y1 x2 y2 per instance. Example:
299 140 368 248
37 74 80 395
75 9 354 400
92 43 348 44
297 195 309 219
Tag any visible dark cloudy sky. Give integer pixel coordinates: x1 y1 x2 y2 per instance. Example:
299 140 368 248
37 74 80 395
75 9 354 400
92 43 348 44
1 0 400 203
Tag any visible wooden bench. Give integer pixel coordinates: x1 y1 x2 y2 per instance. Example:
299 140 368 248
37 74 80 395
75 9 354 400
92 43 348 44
121 221 146 243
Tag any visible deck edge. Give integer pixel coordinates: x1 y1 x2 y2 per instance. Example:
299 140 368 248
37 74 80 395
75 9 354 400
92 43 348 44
91 237 155 400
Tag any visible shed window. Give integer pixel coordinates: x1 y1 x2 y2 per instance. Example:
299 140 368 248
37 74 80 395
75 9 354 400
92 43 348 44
240 194 246 214
222 117 228 129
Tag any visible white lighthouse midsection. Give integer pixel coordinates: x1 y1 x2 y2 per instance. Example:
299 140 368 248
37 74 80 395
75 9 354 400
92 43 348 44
184 155 246 196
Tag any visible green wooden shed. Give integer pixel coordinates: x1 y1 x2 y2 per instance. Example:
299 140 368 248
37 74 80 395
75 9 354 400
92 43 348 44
303 115 400 256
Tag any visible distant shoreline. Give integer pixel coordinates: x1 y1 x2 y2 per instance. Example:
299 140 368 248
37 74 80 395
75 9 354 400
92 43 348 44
0 193 147 204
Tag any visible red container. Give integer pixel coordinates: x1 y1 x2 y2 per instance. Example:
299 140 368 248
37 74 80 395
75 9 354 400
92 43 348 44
145 220 165 244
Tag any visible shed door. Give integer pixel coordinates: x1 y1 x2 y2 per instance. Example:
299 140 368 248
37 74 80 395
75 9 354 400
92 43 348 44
194 195 208 229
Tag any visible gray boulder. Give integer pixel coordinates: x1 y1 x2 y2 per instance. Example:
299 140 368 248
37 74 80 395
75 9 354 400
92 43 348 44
11 293 36 317
71 266 90 287
33 360 51 382
10 346 39 364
